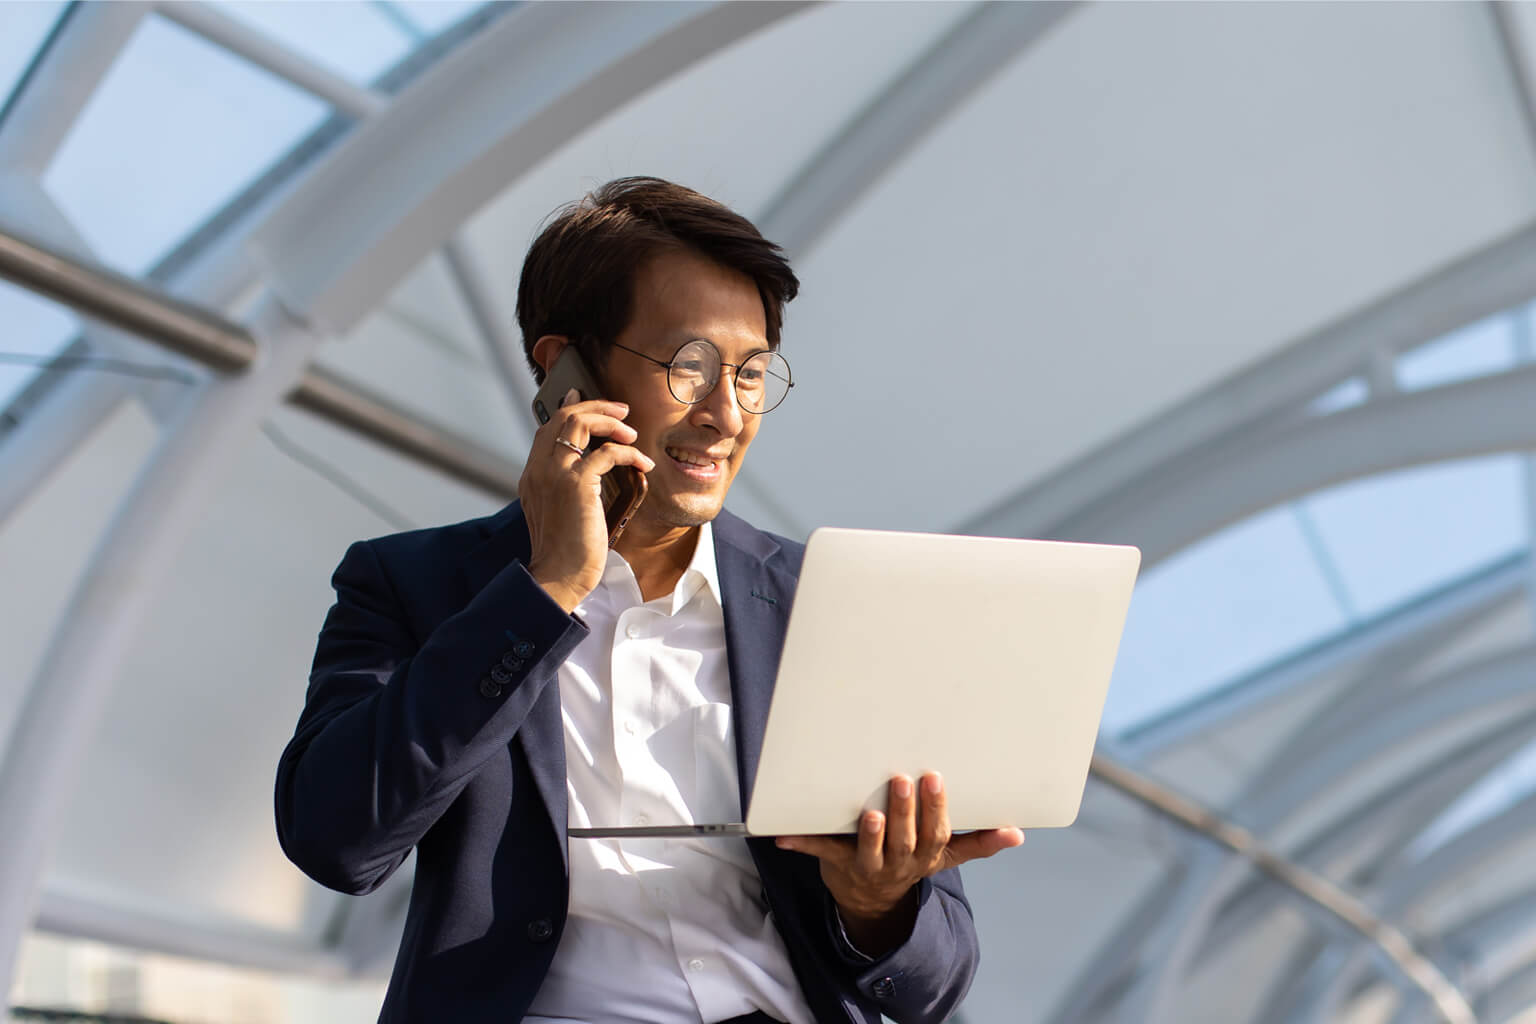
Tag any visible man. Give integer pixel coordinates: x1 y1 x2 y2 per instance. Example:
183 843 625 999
275 178 1022 1023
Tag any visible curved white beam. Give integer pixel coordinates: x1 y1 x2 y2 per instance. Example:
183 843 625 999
1055 363 1536 564
154 1 387 119
1121 555 1527 758
1089 646 1536 1024
1089 755 1475 1024
34 882 348 978
0 2 148 176
1439 885 1536 995
1227 721 1536 1021
248 1 810 336
1051 590 1528 1023
957 221 1536 544
0 295 326 990
0 355 138 528
1294 788 1536 1022
756 1 1077 259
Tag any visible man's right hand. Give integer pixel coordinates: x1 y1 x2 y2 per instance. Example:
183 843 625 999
518 390 655 613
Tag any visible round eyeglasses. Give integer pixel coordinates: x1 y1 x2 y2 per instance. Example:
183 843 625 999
610 339 793 414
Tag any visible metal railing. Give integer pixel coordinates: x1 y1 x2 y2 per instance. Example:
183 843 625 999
0 224 521 499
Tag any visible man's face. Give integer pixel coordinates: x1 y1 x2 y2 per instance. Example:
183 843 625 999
600 248 768 532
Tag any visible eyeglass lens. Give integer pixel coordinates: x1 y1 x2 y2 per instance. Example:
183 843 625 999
668 339 791 414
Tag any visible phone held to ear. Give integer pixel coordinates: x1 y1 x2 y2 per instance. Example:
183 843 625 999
532 346 648 547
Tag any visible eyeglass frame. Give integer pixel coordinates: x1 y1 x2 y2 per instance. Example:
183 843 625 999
603 338 794 414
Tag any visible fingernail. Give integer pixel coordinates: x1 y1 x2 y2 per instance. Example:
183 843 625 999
775 838 791 849
865 813 883 833
924 774 942 796
561 388 578 406
894 777 913 799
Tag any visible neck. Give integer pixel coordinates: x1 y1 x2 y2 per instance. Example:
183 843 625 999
613 519 700 602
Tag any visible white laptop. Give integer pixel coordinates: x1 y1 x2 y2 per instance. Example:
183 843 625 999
568 527 1140 839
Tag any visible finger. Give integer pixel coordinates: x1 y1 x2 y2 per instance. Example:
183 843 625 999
914 772 950 865
943 827 1025 868
578 443 656 478
855 809 885 876
552 409 638 449
553 391 628 416
775 834 856 867
885 776 917 863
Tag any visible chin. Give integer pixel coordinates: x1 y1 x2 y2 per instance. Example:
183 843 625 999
653 491 725 528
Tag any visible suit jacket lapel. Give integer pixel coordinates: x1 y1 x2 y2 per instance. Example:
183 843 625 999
460 503 569 868
713 510 791 817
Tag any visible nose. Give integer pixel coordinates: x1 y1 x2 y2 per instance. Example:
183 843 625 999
690 371 745 437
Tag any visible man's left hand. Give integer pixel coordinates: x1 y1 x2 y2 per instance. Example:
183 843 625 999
775 773 1024 956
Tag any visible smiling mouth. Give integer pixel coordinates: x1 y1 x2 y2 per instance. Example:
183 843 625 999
665 446 726 479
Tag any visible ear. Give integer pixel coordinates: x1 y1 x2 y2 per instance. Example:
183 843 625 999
531 335 569 375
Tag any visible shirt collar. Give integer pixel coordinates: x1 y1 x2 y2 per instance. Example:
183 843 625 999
592 521 721 613
674 519 722 611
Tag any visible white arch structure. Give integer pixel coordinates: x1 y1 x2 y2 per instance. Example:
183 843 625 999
5 4 1536 1022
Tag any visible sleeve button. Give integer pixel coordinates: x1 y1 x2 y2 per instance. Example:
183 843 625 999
478 677 502 699
490 665 512 685
500 653 525 671
513 639 535 658
527 918 554 942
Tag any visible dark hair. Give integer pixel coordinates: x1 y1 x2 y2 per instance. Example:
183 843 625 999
517 177 799 384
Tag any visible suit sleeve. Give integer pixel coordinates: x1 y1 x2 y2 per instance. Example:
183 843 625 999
823 869 979 1023
275 539 587 895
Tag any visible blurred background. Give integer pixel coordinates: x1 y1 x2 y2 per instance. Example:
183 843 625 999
3 2 1536 1022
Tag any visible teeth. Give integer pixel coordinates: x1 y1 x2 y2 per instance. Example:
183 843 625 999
667 447 716 468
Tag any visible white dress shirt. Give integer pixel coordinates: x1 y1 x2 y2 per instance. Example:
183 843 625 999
524 521 815 1024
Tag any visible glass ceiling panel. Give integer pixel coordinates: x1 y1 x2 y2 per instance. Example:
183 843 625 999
218 1 415 85
1103 506 1349 734
43 14 330 275
1396 310 1515 390
1308 375 1368 415
0 281 78 411
0 1 65 109
1298 456 1528 619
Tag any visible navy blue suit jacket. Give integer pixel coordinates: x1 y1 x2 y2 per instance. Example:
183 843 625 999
276 504 979 1022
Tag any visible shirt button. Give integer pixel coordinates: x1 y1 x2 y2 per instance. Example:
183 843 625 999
527 918 554 943
625 623 642 639
623 720 639 735
634 814 650 826
687 958 704 972
872 976 896 999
